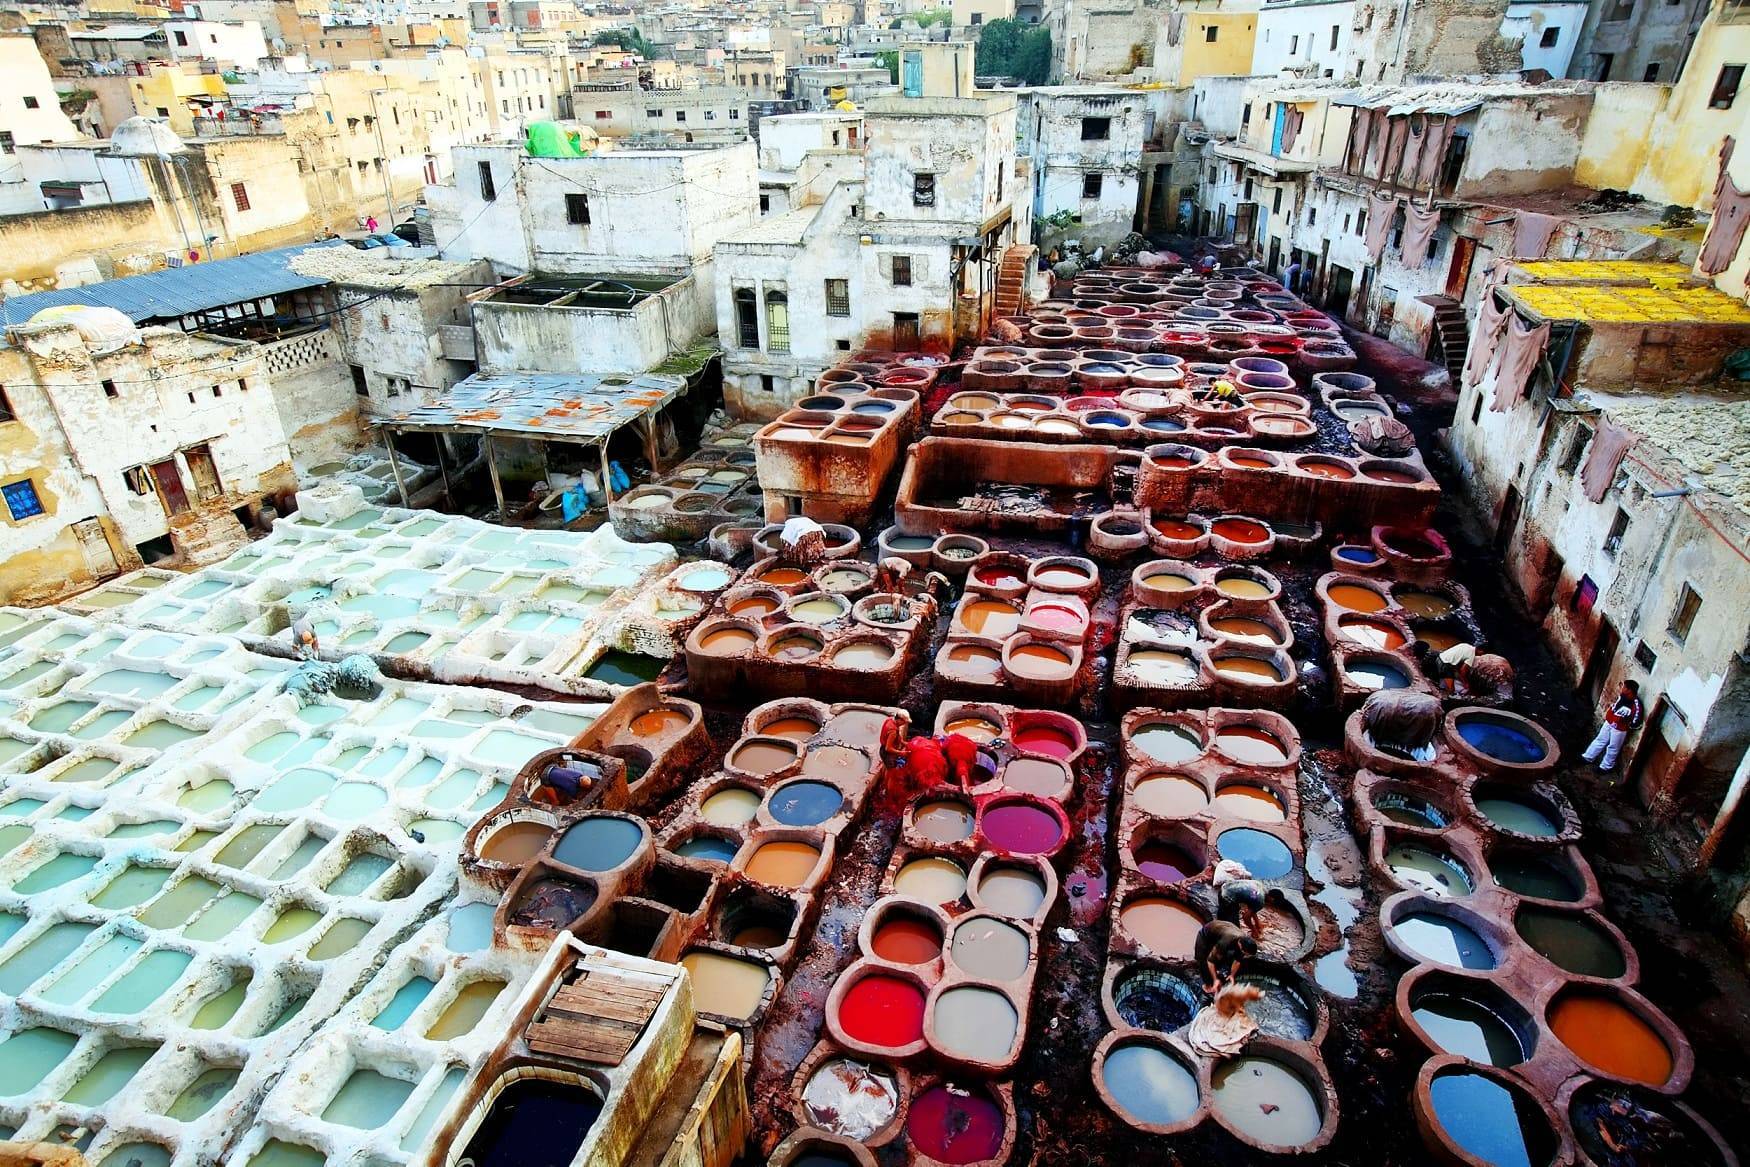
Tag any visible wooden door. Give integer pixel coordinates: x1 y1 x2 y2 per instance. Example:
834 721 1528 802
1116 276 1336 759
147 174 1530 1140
1445 235 1476 299
184 443 222 501
150 459 190 516
73 519 120 580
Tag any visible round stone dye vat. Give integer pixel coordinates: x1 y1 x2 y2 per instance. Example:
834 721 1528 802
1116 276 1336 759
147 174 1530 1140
1390 910 1497 970
1211 1056 1324 1149
744 840 823 888
1547 989 1674 1085
1374 791 1449 829
1128 649 1197 685
729 737 799 776
1215 828 1293 879
1233 971 1318 1040
1212 782 1286 823
1347 658 1410 691
766 781 845 827
1132 772 1209 818
1426 1066 1557 1167
932 986 1019 1063
1515 907 1625 979
948 917 1029 981
979 799 1064 855
1409 981 1530 1067
682 951 771 1020
1474 791 1562 837
1131 722 1204 764
1011 720 1078 759
945 715 1001 743
906 1083 1005 1165
1327 582 1389 613
1489 850 1584 902
837 973 926 1048
1452 710 1549 765
800 1057 899 1143
1099 1039 1201 1130
550 816 643 872
943 643 1003 678
700 786 761 827
870 912 943 965
1134 839 1200 883
761 714 822 741
673 834 740 864
912 799 976 844
1569 1081 1731 1167
1111 965 1201 1031
999 757 1069 798
894 857 967 904
1384 843 1474 898
974 862 1047 918
1119 896 1205 958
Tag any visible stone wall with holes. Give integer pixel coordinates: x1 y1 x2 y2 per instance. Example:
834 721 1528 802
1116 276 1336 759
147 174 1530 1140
472 271 713 377
1020 89 1146 249
259 329 368 469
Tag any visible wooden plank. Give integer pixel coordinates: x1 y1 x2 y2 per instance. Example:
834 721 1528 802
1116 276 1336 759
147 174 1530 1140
547 995 655 1026
525 1015 641 1065
527 1033 630 1064
554 979 667 1009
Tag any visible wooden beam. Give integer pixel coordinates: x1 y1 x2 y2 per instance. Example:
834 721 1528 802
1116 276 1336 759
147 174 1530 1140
382 430 409 507
485 435 508 522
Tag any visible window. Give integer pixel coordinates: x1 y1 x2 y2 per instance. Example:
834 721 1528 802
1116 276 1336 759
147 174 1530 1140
913 172 935 207
1330 24 1339 49
1608 0 1633 17
1643 63 1661 82
1243 177 1253 199
1669 583 1702 643
1204 24 1218 41
1290 35 1298 53
759 194 770 214
565 192 590 224
0 388 10 422
101 378 117 398
1560 425 1592 473
836 338 850 350
594 109 611 120
705 109 717 120
1080 116 1110 140
891 255 912 286
760 374 775 393
351 365 368 396
970 11 981 22
157 107 170 118
23 96 39 110
0 132 12 155
1308 206 1316 226
1272 188 1282 213
1633 640 1658 670
997 160 1004 201
124 465 153 495
1539 26 1558 47
675 110 686 122
825 278 850 316
765 290 790 354
733 287 759 347
893 311 920 349
2 479 43 521
1593 52 1615 81
1082 172 1103 199
174 29 189 44
1570 574 1598 613
1241 103 1251 127
1711 64 1744 109
1603 507 1629 557
477 160 496 200
730 108 739 119
230 182 250 211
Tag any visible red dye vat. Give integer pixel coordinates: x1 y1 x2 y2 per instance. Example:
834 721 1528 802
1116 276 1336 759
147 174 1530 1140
1012 725 1075 759
1211 518 1269 543
981 802 1063 855
1135 842 1198 883
908 1085 1005 1164
871 917 942 964
838 974 926 1047
1152 518 1203 540
974 565 1024 588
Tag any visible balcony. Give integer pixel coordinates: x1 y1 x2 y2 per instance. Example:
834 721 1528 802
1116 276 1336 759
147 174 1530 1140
1211 140 1316 177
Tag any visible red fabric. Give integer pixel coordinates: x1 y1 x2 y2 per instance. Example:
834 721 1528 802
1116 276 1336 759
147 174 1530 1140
1701 137 1750 275
1580 418 1636 503
1512 211 1561 259
1364 190 1398 261
1400 203 1441 268
942 733 979 790
904 737 948 788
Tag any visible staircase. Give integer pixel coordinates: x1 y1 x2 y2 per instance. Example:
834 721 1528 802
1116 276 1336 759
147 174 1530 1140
1423 294 1469 381
169 504 253 568
995 244 1037 319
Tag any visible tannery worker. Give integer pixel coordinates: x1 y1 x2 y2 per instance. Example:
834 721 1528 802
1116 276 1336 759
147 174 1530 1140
1194 919 1258 994
1582 679 1643 774
290 614 320 660
1212 859 1266 938
531 760 594 806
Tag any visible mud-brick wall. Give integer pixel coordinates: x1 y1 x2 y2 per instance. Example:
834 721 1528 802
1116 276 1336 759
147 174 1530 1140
259 328 366 467
0 199 178 292
1568 323 1750 394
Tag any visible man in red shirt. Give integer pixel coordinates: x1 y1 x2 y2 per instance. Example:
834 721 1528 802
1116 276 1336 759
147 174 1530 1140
1582 679 1643 773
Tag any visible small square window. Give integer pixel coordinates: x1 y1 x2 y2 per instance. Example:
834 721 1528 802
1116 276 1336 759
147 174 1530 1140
1082 173 1103 199
124 466 152 495
1669 583 1702 642
1633 640 1658 670
760 374 775 393
675 110 686 122
1204 24 1218 41
891 256 912 286
1643 63 1661 82
1080 117 1110 140
2 479 43 521
760 194 770 214
913 173 936 207
23 96 39 110
565 192 590 224
835 338 851 350
1711 64 1743 110
595 109 611 120
1539 27 1558 47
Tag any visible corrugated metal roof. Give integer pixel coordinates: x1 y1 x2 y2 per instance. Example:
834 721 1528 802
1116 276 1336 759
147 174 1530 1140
373 370 689 442
1 240 348 329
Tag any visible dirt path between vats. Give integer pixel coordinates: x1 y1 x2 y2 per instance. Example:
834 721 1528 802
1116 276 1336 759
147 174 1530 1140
700 326 1750 1164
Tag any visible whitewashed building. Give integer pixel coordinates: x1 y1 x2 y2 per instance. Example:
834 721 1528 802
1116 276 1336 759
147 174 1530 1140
1018 85 1147 248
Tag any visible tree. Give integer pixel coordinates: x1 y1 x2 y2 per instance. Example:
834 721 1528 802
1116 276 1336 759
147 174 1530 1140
875 50 900 83
975 18 1050 84
593 28 654 58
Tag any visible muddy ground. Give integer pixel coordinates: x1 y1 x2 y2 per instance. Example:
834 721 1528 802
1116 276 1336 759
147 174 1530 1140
643 325 1750 1164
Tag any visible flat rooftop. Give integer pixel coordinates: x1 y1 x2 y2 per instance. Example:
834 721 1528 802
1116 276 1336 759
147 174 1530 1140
1502 261 1750 326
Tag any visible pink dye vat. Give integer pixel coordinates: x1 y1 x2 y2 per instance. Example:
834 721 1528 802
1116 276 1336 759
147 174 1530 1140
908 1085 1005 1164
981 803 1063 855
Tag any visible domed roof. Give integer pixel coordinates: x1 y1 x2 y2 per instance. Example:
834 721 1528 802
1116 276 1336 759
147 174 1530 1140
110 116 186 157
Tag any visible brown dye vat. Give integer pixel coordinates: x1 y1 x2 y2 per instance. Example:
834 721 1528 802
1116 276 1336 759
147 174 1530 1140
945 717 1001 742
746 841 824 888
729 595 781 618
1339 616 1408 650
1213 655 1283 681
1133 773 1210 817
760 567 810 586
630 710 689 737
1002 757 1070 797
1299 458 1356 480
1209 616 1281 645
480 821 555 865
773 632 825 659
945 644 1003 677
730 739 799 775
1140 570 1197 591
702 626 759 651
1214 725 1291 765
765 717 823 741
1213 576 1273 600
1120 896 1205 958
1008 643 1073 675
1395 590 1455 618
1230 455 1275 469
1212 784 1287 823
